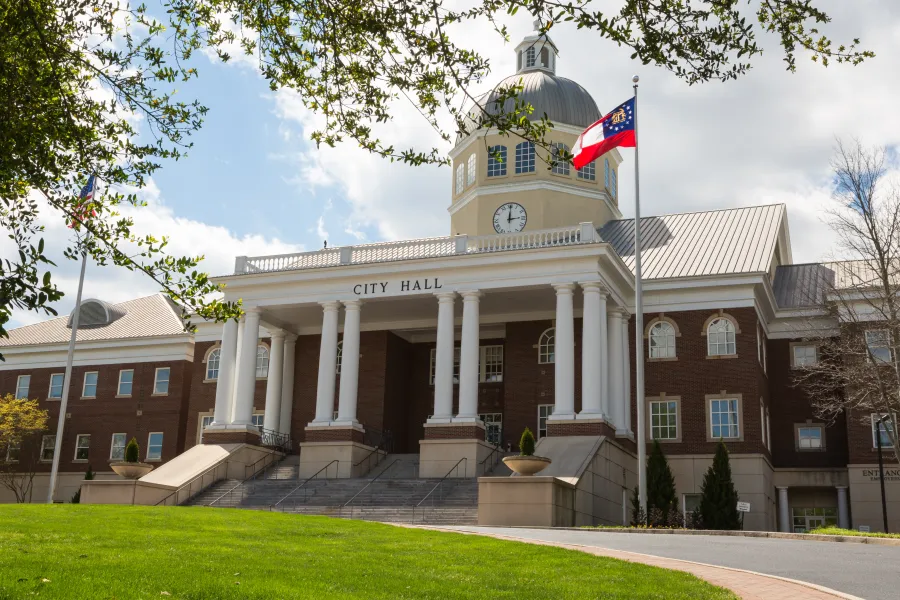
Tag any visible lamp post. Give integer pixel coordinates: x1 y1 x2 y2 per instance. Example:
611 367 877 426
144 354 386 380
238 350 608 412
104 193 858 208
875 415 890 533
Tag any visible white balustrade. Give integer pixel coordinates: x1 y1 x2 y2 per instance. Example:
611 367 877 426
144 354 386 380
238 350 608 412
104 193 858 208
234 223 599 274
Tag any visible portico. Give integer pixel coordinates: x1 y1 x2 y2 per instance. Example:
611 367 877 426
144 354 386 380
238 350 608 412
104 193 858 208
206 223 637 477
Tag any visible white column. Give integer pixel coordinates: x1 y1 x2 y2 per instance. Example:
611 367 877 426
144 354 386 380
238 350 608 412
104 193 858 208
232 308 261 426
455 291 481 421
212 319 239 426
431 292 456 422
278 334 297 435
229 318 245 423
552 283 576 419
312 301 341 424
837 486 850 529
599 290 609 419
777 487 791 532
336 300 362 425
621 315 632 435
262 328 286 433
579 283 603 417
607 309 624 431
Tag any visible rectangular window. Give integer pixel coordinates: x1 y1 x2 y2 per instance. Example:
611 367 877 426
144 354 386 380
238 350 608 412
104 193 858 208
550 143 570 176
467 153 477 186
610 169 617 198
6 442 21 462
487 145 507 177
428 347 462 385
455 164 464 194
147 432 164 461
865 330 892 364
537 404 554 439
480 345 504 383
198 415 214 444
791 507 837 533
110 433 127 460
766 410 772 451
709 398 740 439
82 371 98 398
760 403 767 449
797 425 824 450
576 160 596 181
48 373 64 399
154 368 170 395
118 369 134 396
480 413 503 446
792 344 818 367
872 414 895 449
649 400 678 440
74 434 91 461
515 142 535 174
15 375 30 399
40 435 56 462
252 414 264 431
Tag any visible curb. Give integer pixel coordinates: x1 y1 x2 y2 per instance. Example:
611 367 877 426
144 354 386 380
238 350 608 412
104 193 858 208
416 525 865 600
484 525 900 546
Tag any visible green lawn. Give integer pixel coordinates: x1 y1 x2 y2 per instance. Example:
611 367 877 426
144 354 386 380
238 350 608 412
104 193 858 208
0 505 737 600
810 526 900 539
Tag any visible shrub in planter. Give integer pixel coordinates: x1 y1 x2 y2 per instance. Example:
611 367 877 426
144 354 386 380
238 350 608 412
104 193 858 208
124 438 140 463
519 427 536 456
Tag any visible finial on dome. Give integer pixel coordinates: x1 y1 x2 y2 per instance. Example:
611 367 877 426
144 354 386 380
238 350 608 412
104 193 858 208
533 18 542 31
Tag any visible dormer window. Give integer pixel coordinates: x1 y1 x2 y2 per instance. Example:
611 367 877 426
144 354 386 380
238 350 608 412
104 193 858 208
67 298 126 329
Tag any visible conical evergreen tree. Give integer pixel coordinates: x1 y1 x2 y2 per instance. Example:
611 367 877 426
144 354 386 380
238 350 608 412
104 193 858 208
646 439 677 525
699 440 741 530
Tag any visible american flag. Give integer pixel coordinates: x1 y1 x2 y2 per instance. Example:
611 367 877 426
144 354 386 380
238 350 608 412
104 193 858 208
69 175 97 230
78 175 96 201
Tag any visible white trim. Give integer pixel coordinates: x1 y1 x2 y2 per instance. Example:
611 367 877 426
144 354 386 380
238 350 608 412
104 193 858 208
73 433 91 461
47 372 64 400
15 374 30 399
448 178 620 219
146 432 164 461
109 433 127 461
153 367 170 396
0 336 193 370
117 369 134 397
81 371 98 398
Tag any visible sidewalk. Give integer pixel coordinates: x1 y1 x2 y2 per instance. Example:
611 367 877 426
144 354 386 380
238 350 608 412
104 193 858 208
415 526 862 600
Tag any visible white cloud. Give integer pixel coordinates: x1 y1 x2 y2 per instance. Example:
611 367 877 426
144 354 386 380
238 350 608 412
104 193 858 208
4 182 303 329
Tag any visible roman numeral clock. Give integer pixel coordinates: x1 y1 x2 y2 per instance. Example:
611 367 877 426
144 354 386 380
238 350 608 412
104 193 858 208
493 202 527 233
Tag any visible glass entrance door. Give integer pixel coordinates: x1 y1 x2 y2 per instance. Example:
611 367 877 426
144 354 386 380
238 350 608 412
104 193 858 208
479 413 503 446
791 507 837 533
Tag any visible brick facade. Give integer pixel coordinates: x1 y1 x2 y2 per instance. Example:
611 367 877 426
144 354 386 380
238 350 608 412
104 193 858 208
423 425 486 441
0 360 191 473
4 307 880 477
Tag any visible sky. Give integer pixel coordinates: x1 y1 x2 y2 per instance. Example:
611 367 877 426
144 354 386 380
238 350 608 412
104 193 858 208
6 0 900 329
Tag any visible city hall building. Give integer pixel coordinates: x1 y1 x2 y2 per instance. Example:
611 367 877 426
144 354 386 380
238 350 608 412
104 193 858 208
1 31 897 532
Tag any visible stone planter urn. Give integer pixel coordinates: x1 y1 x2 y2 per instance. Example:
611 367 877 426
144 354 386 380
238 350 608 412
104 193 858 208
110 462 154 479
503 455 552 476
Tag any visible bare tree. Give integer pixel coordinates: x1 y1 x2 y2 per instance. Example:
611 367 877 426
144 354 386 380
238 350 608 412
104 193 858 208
793 140 900 464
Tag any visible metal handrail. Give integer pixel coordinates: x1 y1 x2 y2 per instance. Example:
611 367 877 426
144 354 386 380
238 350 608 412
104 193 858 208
479 444 503 475
352 428 393 473
154 460 230 506
271 460 340 510
206 449 282 507
259 428 292 453
416 457 467 509
341 459 400 515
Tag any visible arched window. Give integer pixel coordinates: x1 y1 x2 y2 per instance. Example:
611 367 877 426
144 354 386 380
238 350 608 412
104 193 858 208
604 158 610 188
455 164 465 194
525 46 536 68
487 145 507 177
206 348 221 380
256 345 270 377
538 328 555 364
611 169 617 199
336 341 343 375
649 322 676 359
577 160 595 181
467 153 476 186
551 143 570 176
515 142 535 174
707 318 736 356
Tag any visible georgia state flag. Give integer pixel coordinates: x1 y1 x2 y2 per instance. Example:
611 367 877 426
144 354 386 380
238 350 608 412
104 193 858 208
572 97 636 170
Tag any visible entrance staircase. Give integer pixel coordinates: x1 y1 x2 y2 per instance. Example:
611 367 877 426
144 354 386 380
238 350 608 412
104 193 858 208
187 454 484 525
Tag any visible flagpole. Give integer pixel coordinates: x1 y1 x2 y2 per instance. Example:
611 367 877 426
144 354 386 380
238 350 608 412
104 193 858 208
632 75 647 513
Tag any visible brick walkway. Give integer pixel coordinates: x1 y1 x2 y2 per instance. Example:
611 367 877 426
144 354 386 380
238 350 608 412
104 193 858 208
413 526 861 600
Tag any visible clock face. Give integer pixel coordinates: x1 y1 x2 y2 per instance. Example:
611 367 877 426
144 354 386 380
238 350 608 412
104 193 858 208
493 202 527 233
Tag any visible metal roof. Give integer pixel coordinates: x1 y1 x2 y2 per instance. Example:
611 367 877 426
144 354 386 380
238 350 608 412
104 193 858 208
465 71 602 132
1 294 187 348
599 204 786 279
772 263 836 308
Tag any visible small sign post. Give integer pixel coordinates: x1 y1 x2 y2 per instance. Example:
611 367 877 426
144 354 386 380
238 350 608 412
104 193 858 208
736 502 750 531
859 525 871 533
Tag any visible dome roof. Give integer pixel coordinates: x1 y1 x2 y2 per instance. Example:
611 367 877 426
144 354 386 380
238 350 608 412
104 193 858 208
463 70 601 136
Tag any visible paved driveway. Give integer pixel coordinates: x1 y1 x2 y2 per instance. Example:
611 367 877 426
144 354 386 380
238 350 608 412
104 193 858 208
450 527 900 600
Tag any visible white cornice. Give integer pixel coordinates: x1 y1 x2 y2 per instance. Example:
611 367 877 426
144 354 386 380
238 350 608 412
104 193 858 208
448 179 622 220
